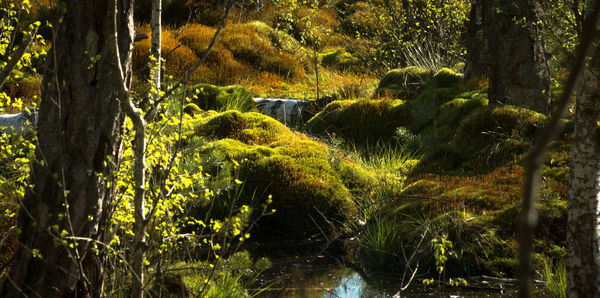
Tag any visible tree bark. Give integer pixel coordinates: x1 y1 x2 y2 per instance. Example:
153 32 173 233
129 0 161 296
567 13 600 296
150 0 161 103
484 0 551 114
3 1 135 297
464 0 486 80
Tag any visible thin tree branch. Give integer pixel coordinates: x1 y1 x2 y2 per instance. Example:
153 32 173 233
145 0 234 121
108 0 147 297
0 27 38 90
518 2 600 297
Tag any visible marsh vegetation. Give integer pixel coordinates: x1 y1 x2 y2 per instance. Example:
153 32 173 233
0 0 593 297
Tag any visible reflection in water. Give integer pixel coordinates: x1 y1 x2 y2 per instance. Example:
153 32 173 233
249 240 533 297
326 273 366 297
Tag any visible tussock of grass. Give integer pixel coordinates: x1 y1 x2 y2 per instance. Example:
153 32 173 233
187 84 256 112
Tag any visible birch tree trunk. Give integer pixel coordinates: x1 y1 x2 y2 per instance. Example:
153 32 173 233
567 17 600 296
150 0 161 103
129 0 161 296
2 1 135 297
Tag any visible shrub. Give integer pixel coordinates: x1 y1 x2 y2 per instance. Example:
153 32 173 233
339 1 378 38
3 74 42 105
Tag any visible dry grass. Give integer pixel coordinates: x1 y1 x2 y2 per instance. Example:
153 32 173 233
402 166 525 216
3 75 42 106
133 28 200 81
133 22 315 90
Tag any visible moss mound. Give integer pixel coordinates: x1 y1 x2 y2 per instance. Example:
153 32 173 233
414 104 546 173
188 84 256 112
195 110 288 144
220 23 306 80
429 67 464 89
183 103 202 115
321 49 360 71
375 66 432 99
455 105 545 143
407 87 462 133
438 92 488 127
306 99 410 145
375 166 565 277
134 21 306 87
190 111 377 237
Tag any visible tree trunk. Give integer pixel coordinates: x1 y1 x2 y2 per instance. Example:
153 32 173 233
484 0 551 114
567 19 600 296
464 0 486 80
130 0 161 296
3 1 135 297
150 0 161 103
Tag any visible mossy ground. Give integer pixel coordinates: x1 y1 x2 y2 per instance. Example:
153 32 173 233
5 1 573 288
132 21 378 100
182 110 382 238
306 65 570 279
306 99 410 145
186 83 257 112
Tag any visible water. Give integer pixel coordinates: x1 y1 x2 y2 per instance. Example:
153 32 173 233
247 240 546 297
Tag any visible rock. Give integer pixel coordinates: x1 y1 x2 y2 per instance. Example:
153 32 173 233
0 110 37 135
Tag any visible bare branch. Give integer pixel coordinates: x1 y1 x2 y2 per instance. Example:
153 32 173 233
518 2 600 297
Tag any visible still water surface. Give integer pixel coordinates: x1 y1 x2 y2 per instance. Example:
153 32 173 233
246 240 537 297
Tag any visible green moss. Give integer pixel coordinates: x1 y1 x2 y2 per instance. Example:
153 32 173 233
196 110 289 145
183 103 202 115
452 62 466 73
408 87 462 133
429 67 463 88
306 99 410 146
401 180 442 197
221 23 305 79
189 84 256 112
376 66 432 99
454 105 546 151
333 157 379 197
438 95 488 127
414 104 546 173
321 49 360 70
189 111 381 237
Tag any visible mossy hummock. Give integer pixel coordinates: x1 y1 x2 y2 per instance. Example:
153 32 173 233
187 84 257 113
189 110 377 237
306 99 410 145
376 66 432 99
